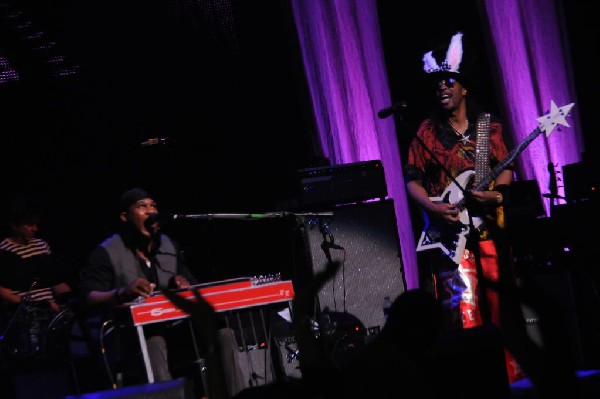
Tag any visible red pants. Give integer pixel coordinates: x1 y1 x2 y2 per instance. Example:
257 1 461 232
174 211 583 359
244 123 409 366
434 240 525 383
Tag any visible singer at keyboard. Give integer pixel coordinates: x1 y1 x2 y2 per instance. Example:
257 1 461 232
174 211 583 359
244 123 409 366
78 187 247 396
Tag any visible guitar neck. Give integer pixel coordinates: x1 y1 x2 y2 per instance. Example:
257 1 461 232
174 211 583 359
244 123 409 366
456 126 542 208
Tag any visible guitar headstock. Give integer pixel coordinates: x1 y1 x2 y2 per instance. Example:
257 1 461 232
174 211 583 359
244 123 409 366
536 100 575 137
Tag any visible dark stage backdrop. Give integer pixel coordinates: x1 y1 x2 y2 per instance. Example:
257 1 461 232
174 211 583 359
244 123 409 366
161 213 314 288
0 0 318 275
0 0 597 286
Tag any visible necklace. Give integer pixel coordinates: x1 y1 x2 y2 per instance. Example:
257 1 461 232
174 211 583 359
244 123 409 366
448 119 470 144
136 249 152 268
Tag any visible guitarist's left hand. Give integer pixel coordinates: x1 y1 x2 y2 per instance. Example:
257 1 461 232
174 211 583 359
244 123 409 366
468 168 512 206
468 189 502 205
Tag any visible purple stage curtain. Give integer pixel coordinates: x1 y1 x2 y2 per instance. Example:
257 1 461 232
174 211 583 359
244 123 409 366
289 0 584 289
481 0 584 214
290 0 418 289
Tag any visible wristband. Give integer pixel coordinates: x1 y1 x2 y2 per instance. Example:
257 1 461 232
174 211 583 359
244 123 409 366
495 191 503 204
113 287 125 303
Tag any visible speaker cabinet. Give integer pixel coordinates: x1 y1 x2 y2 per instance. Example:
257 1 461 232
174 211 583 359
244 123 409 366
296 160 387 208
302 199 405 331
518 269 587 369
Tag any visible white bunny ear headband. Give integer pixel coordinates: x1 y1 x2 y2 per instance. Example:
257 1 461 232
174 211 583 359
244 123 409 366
423 32 463 74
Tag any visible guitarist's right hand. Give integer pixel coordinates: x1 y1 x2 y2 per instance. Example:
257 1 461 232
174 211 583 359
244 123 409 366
407 181 461 224
428 202 461 224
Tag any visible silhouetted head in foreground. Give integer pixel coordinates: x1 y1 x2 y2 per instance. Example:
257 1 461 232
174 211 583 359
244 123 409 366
381 288 443 349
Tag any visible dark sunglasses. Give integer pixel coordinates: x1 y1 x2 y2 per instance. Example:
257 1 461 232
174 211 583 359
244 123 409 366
433 77 457 89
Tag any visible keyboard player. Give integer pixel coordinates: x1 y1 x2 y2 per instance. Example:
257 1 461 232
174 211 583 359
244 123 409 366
78 187 247 397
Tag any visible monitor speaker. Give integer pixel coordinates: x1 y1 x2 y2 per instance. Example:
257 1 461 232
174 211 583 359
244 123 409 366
7 367 76 399
65 378 193 399
302 199 405 332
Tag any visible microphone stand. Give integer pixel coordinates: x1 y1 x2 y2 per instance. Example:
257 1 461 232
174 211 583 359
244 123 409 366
315 217 342 366
172 211 333 220
319 219 335 266
378 100 408 121
317 218 348 311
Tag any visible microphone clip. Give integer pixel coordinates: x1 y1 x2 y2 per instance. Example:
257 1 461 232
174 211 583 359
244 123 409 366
323 235 344 250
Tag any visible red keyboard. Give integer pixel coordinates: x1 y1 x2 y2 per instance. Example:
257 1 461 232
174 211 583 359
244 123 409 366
128 278 295 326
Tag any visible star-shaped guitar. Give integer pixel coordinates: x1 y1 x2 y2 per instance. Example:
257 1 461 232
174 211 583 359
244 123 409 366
416 100 576 266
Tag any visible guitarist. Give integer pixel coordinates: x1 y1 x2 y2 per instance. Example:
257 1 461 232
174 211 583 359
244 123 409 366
404 32 522 383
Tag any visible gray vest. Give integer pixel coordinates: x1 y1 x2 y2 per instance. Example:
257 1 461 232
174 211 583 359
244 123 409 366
101 233 179 290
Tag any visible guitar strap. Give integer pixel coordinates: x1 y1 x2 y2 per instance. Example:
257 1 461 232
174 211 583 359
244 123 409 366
475 113 507 231
475 113 497 235
474 112 491 186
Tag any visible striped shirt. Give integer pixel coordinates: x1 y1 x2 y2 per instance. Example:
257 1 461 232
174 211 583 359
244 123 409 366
0 238 52 259
0 238 54 301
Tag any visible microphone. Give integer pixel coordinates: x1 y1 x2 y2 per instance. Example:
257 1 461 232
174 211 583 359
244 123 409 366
144 213 175 231
377 101 408 119
141 137 171 147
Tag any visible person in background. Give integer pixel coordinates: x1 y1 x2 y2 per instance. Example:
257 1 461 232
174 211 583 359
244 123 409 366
78 187 246 396
0 193 72 359
403 31 522 383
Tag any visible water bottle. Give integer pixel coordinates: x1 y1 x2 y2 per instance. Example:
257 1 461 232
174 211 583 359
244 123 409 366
383 296 392 320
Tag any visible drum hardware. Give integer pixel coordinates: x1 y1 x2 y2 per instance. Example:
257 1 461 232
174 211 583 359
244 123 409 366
1 279 75 362
0 278 39 357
